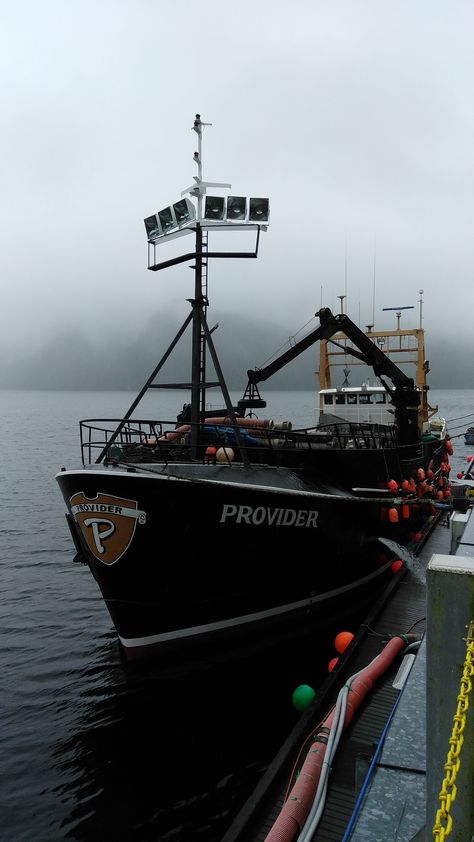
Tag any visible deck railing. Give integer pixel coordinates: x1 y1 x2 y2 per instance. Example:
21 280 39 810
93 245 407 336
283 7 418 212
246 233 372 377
79 418 399 466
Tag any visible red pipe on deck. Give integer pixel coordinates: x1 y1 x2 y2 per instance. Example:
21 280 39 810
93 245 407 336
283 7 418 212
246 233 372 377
264 635 405 842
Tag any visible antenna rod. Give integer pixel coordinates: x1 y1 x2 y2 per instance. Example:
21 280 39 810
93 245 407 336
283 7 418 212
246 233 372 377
372 236 376 326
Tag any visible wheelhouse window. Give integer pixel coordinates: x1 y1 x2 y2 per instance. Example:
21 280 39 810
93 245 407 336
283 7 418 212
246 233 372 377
346 395 357 405
358 394 373 404
374 392 386 404
335 395 346 404
323 395 333 405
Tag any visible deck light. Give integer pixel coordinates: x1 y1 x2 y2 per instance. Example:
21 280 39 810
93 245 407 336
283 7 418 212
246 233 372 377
158 205 176 233
226 196 246 220
249 197 270 222
204 196 226 220
144 213 162 241
172 198 196 227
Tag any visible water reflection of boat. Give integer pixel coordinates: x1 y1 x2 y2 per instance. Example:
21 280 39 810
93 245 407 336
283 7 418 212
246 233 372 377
56 115 452 663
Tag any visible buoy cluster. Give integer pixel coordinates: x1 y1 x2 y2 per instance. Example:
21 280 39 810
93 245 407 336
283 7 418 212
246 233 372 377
457 453 473 480
380 437 453 527
205 446 234 464
291 630 355 712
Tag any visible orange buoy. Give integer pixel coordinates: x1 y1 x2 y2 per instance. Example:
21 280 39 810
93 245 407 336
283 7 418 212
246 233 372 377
402 503 410 519
328 657 339 673
401 479 410 492
417 468 425 481
391 559 403 573
334 631 354 654
387 479 398 492
388 507 399 523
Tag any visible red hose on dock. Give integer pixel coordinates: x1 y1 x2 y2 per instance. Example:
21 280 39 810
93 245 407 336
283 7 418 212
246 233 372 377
264 635 406 842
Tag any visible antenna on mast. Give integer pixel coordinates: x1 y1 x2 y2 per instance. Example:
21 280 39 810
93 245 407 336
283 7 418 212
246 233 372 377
372 236 376 326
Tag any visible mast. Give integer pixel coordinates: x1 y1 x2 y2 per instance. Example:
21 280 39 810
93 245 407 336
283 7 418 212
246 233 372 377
139 114 268 464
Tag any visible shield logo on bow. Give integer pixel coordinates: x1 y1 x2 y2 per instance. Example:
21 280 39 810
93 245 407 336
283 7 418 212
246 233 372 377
69 492 146 565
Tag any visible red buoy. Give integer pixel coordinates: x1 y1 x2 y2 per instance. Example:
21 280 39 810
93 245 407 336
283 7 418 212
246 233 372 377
388 507 399 523
457 472 464 479
391 559 403 573
328 657 339 672
387 479 398 492
402 504 410 519
334 631 354 654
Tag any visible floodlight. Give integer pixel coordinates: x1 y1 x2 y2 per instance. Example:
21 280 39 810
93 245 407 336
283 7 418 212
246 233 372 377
249 197 270 223
226 196 246 220
158 205 177 233
144 213 161 241
204 196 225 220
172 198 196 227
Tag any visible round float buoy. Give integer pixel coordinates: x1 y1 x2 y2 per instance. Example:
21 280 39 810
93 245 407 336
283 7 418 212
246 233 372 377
334 631 354 654
205 446 217 463
391 559 403 573
388 507 399 523
467 455 473 463
328 657 339 673
457 472 464 479
216 447 234 463
292 684 316 712
387 479 398 492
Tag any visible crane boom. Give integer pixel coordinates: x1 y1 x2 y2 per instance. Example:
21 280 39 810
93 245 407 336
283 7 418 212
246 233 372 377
245 308 421 444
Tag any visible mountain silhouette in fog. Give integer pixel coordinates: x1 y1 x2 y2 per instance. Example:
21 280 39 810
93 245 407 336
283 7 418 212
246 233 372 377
1 310 472 390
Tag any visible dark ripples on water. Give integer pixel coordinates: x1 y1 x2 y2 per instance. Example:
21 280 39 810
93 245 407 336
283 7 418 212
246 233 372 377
1 389 470 841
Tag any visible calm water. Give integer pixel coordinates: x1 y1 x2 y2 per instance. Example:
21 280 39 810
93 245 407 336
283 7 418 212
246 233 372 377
1 388 473 841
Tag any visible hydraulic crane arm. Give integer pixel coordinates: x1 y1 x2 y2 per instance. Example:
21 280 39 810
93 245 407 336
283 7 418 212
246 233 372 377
245 307 421 443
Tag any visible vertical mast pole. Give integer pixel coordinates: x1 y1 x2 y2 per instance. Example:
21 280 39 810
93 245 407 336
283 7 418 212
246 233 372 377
190 115 204 454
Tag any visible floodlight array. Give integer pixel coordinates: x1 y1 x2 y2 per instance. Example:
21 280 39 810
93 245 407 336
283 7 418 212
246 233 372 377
145 196 270 241
144 198 196 242
204 196 270 224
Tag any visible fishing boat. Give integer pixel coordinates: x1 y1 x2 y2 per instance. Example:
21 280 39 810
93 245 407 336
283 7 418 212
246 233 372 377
56 115 452 662
465 426 474 445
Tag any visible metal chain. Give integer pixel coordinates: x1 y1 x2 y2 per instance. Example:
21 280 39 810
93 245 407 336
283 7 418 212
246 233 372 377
432 621 474 841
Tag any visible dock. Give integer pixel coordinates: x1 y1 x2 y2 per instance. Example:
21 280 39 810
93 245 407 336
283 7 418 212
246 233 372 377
222 504 474 841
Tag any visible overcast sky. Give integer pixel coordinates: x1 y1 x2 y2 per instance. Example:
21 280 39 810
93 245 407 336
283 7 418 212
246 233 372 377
2 1 473 360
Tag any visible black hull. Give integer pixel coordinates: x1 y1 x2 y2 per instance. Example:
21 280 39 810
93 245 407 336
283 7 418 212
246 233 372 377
56 456 440 662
